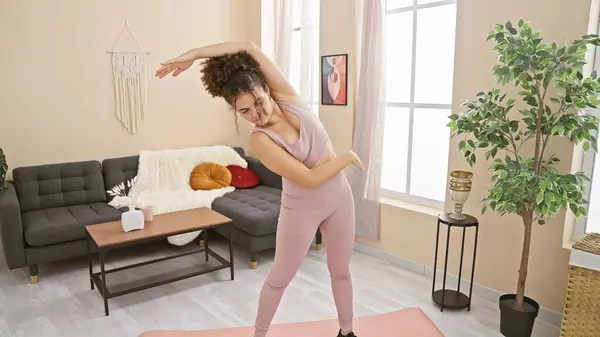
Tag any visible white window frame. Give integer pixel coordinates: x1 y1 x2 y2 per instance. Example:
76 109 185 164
381 0 456 210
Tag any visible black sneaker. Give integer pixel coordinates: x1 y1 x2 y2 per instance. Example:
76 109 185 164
337 330 357 337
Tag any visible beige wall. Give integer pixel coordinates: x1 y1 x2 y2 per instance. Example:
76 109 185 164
0 0 261 180
321 0 593 312
319 0 358 156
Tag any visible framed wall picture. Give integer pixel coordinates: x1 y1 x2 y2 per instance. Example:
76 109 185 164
321 53 348 106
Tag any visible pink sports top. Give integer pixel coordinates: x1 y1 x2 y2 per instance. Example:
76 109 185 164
252 100 329 169
251 100 345 207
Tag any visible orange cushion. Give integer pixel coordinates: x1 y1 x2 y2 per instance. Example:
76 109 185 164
189 162 232 191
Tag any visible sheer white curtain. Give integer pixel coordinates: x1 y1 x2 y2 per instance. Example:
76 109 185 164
348 0 387 240
275 0 293 79
275 0 319 111
299 0 319 109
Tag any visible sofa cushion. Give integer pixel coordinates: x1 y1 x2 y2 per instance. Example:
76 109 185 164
13 161 107 213
227 165 260 189
102 155 139 202
212 186 281 236
190 163 232 190
22 203 123 247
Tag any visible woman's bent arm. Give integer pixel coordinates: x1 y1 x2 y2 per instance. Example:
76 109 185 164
250 133 356 188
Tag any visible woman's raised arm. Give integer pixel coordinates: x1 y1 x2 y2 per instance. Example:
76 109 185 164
155 41 298 101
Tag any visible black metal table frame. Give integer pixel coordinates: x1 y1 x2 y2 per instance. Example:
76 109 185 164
86 225 234 316
432 214 479 312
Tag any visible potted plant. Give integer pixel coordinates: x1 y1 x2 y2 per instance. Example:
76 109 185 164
0 148 7 190
448 19 600 337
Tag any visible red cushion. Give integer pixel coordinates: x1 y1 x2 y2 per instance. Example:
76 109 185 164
226 165 260 188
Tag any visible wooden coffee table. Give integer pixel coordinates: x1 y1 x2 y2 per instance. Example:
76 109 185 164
85 207 233 316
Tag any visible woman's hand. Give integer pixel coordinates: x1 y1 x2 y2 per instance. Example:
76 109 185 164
346 151 365 172
155 51 197 78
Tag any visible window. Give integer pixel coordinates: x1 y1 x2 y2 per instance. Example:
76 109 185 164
579 138 600 236
289 0 320 115
574 108 600 240
381 0 457 209
574 19 600 240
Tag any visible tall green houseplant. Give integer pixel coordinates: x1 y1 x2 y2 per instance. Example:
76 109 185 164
448 19 600 336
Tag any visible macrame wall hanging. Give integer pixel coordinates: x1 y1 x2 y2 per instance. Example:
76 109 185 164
109 21 149 135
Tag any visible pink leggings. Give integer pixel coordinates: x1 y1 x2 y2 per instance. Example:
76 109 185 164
253 176 355 337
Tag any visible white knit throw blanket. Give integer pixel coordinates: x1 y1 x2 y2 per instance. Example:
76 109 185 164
109 145 247 246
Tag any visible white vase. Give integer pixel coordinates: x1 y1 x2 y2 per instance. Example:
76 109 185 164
449 170 473 220
121 206 145 232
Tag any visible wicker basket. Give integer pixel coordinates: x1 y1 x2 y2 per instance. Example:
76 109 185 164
559 232 600 337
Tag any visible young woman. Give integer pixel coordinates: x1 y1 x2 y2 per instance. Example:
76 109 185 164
156 41 363 337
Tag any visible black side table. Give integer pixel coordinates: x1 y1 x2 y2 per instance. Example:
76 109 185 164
432 213 479 312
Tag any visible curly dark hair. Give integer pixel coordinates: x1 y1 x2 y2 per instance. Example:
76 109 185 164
200 51 269 131
200 51 268 101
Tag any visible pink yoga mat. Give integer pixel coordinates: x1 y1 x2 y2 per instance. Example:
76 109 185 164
140 307 444 337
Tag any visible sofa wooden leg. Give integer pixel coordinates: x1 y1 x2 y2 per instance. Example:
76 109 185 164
250 253 258 269
315 229 322 250
29 265 38 284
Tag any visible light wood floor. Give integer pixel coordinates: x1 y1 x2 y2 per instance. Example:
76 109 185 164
0 236 559 337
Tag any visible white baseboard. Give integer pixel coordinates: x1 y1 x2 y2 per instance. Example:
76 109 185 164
353 241 563 327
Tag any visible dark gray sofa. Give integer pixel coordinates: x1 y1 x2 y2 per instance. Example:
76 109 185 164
0 146 321 283
0 160 122 284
